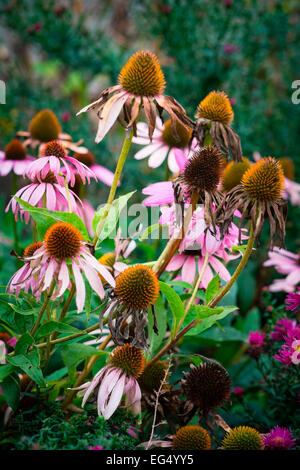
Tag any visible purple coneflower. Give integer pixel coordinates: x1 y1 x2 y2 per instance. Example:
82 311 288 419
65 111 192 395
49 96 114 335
0 139 34 176
263 247 300 293
75 344 144 420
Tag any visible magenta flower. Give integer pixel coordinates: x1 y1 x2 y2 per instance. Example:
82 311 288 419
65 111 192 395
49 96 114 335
286 288 300 313
0 139 34 176
6 171 82 223
270 318 298 342
233 387 244 399
27 140 96 187
7 223 115 312
263 247 300 293
223 44 239 54
274 328 300 366
133 118 197 172
247 331 266 347
262 426 296 450
88 445 103 450
74 344 144 420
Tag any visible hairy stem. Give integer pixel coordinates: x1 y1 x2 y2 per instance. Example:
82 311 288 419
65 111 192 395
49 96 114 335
31 280 56 337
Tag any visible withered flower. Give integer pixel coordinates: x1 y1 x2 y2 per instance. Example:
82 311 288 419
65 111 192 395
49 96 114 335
99 264 160 349
176 145 224 230
217 156 287 248
194 90 242 162
77 50 193 143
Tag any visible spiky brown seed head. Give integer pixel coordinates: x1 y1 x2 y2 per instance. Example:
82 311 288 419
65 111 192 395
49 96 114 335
44 140 66 159
181 145 223 194
44 222 82 259
278 157 295 181
222 426 263 450
4 139 26 160
109 343 145 379
29 109 61 142
23 241 42 258
222 157 251 192
114 264 159 310
196 90 234 125
183 362 231 412
241 157 284 203
161 119 192 149
74 151 96 168
173 426 211 450
139 360 168 393
119 50 166 97
97 251 116 283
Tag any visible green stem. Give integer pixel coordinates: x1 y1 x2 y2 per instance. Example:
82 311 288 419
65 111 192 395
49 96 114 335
31 280 56 337
92 129 133 247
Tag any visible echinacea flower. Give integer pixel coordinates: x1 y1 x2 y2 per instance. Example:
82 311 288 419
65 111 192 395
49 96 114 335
221 158 251 192
73 151 118 187
133 117 195 172
172 426 211 450
194 90 242 162
286 288 300 312
222 426 263 450
18 109 87 154
0 139 34 176
6 169 82 223
263 247 300 292
217 157 287 248
99 264 159 348
27 140 96 187
262 426 296 450
77 50 192 143
75 344 144 420
7 222 115 312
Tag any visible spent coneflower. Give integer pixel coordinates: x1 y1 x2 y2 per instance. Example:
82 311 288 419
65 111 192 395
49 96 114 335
182 360 231 414
194 90 242 162
222 426 264 450
172 426 211 450
17 109 87 154
73 151 117 187
74 344 144 420
99 264 159 349
77 50 193 143
8 222 115 312
139 360 169 394
27 140 96 187
221 157 251 192
217 157 287 248
0 139 34 176
176 145 224 230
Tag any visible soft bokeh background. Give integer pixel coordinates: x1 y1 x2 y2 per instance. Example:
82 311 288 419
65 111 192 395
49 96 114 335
0 0 300 307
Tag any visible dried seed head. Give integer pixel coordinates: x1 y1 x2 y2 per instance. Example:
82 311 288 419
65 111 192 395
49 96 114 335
44 140 66 159
183 362 231 412
181 145 223 194
114 264 159 310
74 151 96 168
44 222 82 259
29 109 61 142
110 343 145 379
4 139 26 160
173 426 211 450
222 426 263 450
23 241 42 258
161 119 192 149
196 90 234 125
222 157 251 192
119 50 166 97
241 157 284 202
139 360 168 393
278 157 295 181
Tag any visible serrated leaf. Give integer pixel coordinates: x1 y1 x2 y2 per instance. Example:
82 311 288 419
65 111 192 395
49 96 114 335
14 197 89 240
159 281 185 336
205 274 220 305
183 305 237 336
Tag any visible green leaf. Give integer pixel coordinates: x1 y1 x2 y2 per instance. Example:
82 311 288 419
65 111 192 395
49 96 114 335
14 198 89 240
61 343 108 369
1 373 20 411
45 367 68 382
0 364 16 382
205 274 220 305
35 321 80 339
183 305 237 336
92 191 135 245
168 280 193 290
7 354 45 387
7 303 41 316
139 223 165 241
148 296 167 355
159 281 185 335
15 333 34 355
